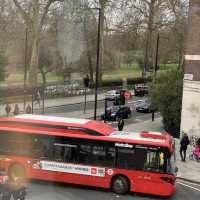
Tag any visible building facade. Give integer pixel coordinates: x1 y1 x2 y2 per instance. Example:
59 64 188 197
181 0 200 141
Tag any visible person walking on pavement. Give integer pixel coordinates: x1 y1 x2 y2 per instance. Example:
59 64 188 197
35 89 41 107
118 118 124 131
180 133 190 161
5 104 11 116
13 104 20 115
25 104 32 114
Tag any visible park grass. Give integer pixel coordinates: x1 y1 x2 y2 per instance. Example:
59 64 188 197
4 73 63 85
2 63 178 84
103 67 142 80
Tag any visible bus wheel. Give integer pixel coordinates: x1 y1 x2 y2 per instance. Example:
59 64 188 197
111 176 129 195
8 164 26 187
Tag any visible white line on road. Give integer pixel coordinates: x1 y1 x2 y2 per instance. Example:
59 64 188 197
177 180 200 187
177 181 200 192
128 100 144 104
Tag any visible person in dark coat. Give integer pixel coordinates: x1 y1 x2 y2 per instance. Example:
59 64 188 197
5 104 11 116
180 133 190 161
25 104 32 114
13 104 20 115
118 118 124 131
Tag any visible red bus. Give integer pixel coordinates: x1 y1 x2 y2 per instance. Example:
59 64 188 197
0 114 177 196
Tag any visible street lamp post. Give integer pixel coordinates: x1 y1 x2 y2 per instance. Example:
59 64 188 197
154 33 160 80
23 27 28 112
94 8 101 120
152 33 160 122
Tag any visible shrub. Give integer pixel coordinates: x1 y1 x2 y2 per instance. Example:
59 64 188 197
149 69 183 138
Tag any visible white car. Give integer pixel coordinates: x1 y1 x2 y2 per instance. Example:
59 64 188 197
105 90 120 100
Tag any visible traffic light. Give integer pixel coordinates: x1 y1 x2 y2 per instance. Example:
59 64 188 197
83 75 90 87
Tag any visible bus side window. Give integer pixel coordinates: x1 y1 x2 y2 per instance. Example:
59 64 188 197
117 148 135 169
105 147 116 167
53 145 65 162
91 146 106 166
79 144 91 164
64 145 79 163
32 136 51 159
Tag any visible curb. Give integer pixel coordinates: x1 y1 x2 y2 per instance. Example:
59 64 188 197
177 176 200 185
33 99 105 110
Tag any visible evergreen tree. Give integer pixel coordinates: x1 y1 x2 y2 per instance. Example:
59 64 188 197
149 69 183 138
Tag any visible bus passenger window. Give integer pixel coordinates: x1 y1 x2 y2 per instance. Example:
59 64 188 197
91 146 106 166
117 148 136 169
53 145 65 162
105 147 116 167
64 145 79 163
79 144 91 164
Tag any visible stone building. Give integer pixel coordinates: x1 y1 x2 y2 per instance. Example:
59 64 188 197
181 0 200 141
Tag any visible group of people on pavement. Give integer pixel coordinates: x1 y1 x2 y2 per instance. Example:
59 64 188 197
4 90 41 117
180 133 200 162
5 103 32 116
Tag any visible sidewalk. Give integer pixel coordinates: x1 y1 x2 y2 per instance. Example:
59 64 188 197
0 93 106 116
124 118 200 184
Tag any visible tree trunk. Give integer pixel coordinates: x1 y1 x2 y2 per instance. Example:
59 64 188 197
42 72 46 86
144 0 155 75
29 36 39 87
86 50 94 85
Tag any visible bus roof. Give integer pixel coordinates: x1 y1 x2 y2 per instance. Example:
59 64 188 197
109 131 172 146
0 114 114 136
0 117 172 151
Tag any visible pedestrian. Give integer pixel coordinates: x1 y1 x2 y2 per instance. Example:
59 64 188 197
25 104 32 114
13 104 20 115
35 89 41 107
140 86 145 96
180 133 190 161
118 118 124 131
5 104 11 116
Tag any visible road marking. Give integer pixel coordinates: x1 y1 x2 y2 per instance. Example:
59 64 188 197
177 181 200 192
177 180 200 187
134 119 143 122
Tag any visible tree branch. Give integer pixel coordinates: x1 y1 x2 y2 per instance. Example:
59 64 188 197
39 0 64 32
13 0 31 25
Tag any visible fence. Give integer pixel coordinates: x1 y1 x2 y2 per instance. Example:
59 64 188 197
190 135 199 146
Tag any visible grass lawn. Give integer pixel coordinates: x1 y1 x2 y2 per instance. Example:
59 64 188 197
2 63 178 85
4 73 63 85
103 67 142 80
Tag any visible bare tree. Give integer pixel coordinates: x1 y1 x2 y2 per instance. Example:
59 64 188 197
12 0 64 87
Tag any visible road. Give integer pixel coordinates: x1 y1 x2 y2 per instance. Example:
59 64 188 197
34 96 143 115
24 179 200 200
33 96 160 124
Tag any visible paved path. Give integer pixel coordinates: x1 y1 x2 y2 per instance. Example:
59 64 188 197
0 93 106 116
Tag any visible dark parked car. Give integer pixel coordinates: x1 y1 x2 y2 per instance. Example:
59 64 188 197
101 105 132 121
135 101 151 113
